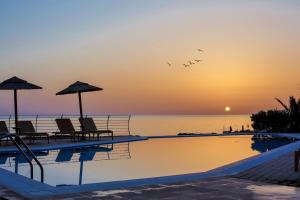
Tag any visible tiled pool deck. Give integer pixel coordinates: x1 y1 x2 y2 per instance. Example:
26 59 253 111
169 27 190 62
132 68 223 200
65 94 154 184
52 177 300 200
234 151 300 186
1 133 300 199
2 177 300 200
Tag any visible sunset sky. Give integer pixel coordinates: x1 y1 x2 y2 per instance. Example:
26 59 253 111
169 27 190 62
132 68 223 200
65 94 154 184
0 0 300 115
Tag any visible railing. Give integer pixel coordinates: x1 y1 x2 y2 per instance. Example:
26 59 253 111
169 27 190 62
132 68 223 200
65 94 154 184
0 142 131 168
0 114 131 136
0 133 44 182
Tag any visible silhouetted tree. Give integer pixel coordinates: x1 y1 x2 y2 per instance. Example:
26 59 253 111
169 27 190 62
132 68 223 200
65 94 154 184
251 110 289 132
251 96 300 133
275 96 300 132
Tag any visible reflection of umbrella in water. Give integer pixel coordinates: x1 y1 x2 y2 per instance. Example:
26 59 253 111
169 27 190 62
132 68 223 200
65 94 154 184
251 138 292 153
78 146 112 185
55 146 112 185
0 77 42 134
13 151 48 174
56 81 103 140
55 149 74 162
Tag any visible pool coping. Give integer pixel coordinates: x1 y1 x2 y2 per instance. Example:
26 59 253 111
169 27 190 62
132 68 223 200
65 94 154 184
0 133 300 198
0 136 148 153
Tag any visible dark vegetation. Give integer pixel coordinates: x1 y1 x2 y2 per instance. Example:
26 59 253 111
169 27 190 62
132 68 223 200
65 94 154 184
251 96 300 133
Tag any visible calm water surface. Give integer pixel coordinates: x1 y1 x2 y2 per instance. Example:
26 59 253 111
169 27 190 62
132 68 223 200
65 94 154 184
131 115 251 136
0 136 292 186
0 114 251 136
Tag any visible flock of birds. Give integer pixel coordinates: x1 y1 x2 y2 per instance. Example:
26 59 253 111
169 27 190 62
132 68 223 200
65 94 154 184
167 49 204 68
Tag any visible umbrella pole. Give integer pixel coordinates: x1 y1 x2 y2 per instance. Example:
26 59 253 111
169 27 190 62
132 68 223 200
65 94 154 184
78 92 85 140
79 159 83 185
14 89 19 135
15 155 19 174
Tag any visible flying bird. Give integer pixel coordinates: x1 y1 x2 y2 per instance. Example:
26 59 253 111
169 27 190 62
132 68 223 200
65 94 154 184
188 61 195 65
165 48 205 69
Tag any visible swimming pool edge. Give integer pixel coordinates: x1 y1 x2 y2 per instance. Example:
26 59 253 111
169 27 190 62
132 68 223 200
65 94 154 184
1 134 300 198
0 136 148 153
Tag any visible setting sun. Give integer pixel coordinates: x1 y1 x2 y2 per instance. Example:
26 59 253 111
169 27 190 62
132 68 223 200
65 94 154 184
225 107 231 112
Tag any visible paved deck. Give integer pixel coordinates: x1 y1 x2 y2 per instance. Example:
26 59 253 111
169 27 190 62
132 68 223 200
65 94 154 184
2 177 300 200
39 177 300 199
234 151 300 186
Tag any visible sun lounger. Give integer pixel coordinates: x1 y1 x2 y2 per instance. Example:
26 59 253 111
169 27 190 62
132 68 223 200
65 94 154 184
18 121 50 144
0 121 9 134
0 121 9 140
0 121 10 145
80 118 113 140
54 118 90 141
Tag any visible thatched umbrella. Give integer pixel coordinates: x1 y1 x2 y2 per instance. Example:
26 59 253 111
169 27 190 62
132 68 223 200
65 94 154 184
0 76 42 134
56 81 103 138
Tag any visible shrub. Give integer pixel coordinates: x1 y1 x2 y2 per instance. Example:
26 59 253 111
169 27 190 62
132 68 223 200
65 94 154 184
251 96 300 133
251 110 289 132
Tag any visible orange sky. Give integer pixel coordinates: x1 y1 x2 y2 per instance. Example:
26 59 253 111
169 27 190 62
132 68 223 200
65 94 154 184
0 1 300 115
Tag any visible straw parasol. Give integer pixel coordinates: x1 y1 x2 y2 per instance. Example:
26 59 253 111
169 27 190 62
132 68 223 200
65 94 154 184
0 76 42 134
56 81 103 136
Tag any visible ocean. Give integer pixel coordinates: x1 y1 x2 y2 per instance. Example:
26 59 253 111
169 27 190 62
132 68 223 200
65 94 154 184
131 115 252 136
0 114 252 137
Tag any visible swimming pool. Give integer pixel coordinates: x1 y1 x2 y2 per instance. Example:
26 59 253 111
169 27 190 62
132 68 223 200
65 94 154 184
0 136 293 186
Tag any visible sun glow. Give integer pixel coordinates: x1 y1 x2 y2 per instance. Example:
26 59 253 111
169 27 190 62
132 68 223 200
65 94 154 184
225 107 231 112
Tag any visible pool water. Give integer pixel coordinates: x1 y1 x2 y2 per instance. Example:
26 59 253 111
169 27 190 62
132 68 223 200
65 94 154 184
0 136 293 186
